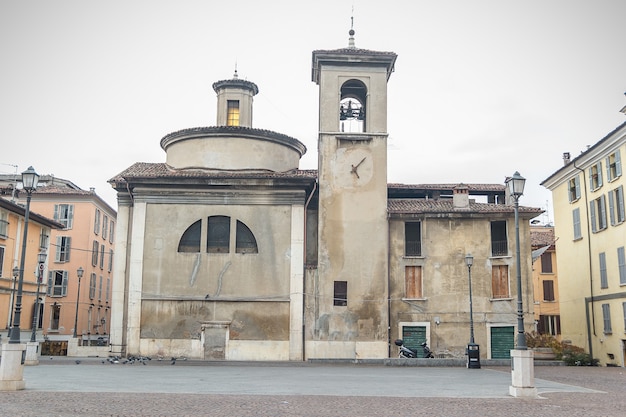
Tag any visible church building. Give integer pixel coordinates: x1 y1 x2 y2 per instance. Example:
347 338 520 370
109 29 541 361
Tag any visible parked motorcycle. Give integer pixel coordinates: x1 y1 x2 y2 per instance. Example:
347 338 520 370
395 339 434 358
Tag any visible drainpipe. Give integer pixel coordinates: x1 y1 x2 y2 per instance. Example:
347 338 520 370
573 161 595 360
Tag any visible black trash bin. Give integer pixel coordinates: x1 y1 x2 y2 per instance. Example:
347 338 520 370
467 343 481 369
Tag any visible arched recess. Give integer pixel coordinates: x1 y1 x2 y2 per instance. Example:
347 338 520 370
178 219 201 252
339 79 367 133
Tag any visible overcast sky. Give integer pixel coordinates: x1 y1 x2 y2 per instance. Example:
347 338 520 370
1 0 625 223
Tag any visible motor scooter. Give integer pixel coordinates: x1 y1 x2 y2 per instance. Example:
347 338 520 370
395 339 434 358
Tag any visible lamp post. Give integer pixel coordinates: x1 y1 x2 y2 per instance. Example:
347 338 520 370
73 267 84 338
30 251 47 342
8 267 19 338
465 253 480 368
465 253 475 344
506 171 527 350
9 166 39 344
506 171 536 397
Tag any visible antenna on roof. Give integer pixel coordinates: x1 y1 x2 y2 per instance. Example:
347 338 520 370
233 60 238 79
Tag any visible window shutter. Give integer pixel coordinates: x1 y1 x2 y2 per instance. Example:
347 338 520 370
47 271 53 296
599 195 607 229
55 236 62 261
67 205 74 229
62 271 68 296
597 163 603 187
66 237 71 262
53 204 59 221
609 191 616 226
618 247 626 286
575 176 581 199
618 186 625 222
588 167 594 190
590 201 597 232
616 150 622 177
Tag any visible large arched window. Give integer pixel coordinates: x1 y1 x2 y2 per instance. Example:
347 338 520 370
339 79 367 133
178 220 201 252
177 216 258 254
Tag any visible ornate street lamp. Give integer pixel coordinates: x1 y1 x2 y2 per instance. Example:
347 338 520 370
73 267 84 338
9 166 39 344
465 253 480 368
506 171 527 350
30 251 47 342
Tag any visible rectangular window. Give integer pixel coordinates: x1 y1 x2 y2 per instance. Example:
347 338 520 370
542 280 555 301
94 209 100 235
98 275 103 301
227 100 240 126
50 303 61 330
54 204 74 229
47 270 68 297
108 249 114 272
602 303 612 334
540 252 552 273
538 315 561 336
608 185 625 226
600 252 608 289
55 236 71 262
39 228 49 249
89 273 97 300
207 216 230 253
568 176 581 202
405 266 423 298
333 281 347 306
404 222 421 256
606 150 622 182
589 162 603 191
590 195 607 233
100 244 105 269
106 278 111 303
102 214 108 240
572 208 582 240
491 265 510 299
92 240 99 266
109 221 115 243
0 210 8 238
490 221 508 256
618 247 626 286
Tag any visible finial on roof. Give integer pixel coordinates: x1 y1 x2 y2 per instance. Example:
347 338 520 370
233 61 238 79
348 8 356 48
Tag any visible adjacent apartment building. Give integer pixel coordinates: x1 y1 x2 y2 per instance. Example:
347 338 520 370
1 176 116 352
542 118 626 366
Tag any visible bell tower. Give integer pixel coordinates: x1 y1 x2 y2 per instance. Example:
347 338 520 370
310 26 397 359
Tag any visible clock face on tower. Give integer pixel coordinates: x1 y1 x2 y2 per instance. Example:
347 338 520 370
335 148 373 188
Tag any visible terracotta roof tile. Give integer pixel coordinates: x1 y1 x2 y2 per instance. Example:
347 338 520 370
388 198 542 216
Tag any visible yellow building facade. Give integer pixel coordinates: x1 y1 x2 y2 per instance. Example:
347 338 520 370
542 120 626 366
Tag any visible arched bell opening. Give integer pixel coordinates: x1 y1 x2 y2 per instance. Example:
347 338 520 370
339 79 367 133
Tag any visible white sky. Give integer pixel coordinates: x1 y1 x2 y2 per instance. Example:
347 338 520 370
1 0 625 223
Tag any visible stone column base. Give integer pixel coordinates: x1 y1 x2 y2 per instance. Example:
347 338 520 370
509 349 537 398
24 341 40 365
0 343 26 391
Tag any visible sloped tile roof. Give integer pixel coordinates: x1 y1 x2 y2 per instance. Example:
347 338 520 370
388 198 542 216
109 162 318 182
530 227 556 247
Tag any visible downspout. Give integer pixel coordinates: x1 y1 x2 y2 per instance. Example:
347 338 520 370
387 212 392 358
302 180 317 361
573 162 595 360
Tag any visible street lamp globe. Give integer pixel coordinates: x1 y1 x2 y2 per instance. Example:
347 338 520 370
506 171 526 198
21 166 40 192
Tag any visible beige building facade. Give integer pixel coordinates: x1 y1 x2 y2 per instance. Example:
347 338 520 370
542 119 626 366
109 31 540 361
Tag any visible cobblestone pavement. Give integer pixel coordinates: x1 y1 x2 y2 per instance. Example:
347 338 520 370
1 364 624 416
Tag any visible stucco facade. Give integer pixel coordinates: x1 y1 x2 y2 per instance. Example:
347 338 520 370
109 31 541 361
542 120 626 366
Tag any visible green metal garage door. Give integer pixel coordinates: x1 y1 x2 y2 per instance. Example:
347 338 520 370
402 326 427 354
491 326 514 359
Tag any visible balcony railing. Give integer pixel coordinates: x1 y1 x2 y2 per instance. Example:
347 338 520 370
405 240 422 257
491 240 508 256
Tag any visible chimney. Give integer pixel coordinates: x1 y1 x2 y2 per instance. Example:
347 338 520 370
563 152 571 165
453 184 470 209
